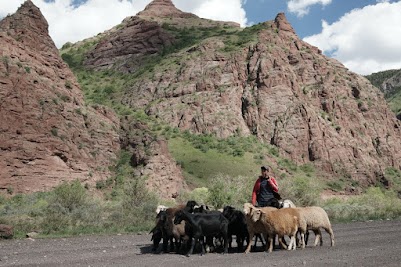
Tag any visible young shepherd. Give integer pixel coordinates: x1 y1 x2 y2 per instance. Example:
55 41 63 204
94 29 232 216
250 207 300 253
295 206 335 247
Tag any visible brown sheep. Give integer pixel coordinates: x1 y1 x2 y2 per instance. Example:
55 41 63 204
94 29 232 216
250 207 300 253
243 203 277 253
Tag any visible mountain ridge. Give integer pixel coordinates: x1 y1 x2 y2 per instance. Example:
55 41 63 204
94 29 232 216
2 0 401 198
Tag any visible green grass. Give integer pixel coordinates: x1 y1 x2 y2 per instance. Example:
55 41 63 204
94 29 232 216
365 69 401 113
168 137 260 187
323 187 401 222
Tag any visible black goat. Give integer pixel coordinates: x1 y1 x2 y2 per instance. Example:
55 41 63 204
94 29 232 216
157 200 199 253
149 210 165 252
222 206 249 252
174 209 229 256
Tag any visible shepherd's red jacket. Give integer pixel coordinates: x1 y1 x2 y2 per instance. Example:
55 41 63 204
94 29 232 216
251 176 278 206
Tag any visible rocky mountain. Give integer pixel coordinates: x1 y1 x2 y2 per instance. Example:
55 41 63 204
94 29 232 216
2 0 401 198
84 0 239 73
0 0 120 194
86 0 400 189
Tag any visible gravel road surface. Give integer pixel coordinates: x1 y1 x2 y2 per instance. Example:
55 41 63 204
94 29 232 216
1 219 401 266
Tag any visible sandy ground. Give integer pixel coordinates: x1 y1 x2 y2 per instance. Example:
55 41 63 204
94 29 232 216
1 219 401 267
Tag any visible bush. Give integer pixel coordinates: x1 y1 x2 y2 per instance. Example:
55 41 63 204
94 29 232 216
42 180 90 234
207 174 253 209
121 177 158 229
51 180 87 212
178 187 209 204
323 187 401 222
279 175 323 206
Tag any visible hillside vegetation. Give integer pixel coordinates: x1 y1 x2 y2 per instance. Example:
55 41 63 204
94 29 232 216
366 69 401 114
2 15 401 239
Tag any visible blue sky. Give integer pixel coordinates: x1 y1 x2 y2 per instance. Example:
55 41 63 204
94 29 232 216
244 0 384 38
1 0 401 75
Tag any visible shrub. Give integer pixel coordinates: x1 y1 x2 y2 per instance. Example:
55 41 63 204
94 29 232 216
51 180 87 213
176 187 210 205
279 175 323 206
121 177 158 230
207 174 253 209
323 187 401 222
41 180 101 234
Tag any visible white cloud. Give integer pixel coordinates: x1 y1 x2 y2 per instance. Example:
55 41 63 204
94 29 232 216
0 0 247 48
304 1 401 75
287 0 332 17
175 0 247 27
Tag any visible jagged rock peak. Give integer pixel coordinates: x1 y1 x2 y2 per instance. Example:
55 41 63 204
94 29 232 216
138 0 197 19
0 0 57 53
274 12 295 34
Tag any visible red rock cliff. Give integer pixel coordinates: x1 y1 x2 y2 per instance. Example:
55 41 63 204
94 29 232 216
0 1 120 193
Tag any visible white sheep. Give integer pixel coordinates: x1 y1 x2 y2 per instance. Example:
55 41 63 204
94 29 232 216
250 207 299 253
155 205 168 214
295 206 334 247
279 199 297 208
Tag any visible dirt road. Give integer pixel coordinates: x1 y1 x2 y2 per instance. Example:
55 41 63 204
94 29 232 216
1 219 401 266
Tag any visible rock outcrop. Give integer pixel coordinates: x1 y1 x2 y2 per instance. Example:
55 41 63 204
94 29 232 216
137 0 196 19
119 117 188 199
0 1 120 194
0 224 13 239
84 0 239 72
120 12 401 187
84 16 176 72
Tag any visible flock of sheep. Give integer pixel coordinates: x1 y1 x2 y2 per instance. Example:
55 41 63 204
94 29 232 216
150 200 334 256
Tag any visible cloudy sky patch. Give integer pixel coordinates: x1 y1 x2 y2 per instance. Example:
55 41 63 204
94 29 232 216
1 0 401 75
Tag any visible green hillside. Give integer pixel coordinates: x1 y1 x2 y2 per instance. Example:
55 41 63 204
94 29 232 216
366 69 401 114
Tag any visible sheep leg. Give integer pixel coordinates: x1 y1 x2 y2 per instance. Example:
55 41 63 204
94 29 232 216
288 235 296 250
245 230 254 253
266 235 274 253
313 229 322 246
305 230 309 246
260 233 266 246
296 229 306 249
324 227 335 246
299 231 305 249
278 236 288 250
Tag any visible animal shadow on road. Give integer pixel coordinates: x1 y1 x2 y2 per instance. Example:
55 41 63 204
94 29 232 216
139 243 154 254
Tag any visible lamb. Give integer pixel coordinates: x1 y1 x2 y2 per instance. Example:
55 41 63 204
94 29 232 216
295 206 334 247
249 205 300 253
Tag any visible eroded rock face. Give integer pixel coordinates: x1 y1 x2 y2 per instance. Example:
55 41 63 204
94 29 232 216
121 13 401 187
84 16 176 72
0 1 120 194
137 0 196 19
119 117 188 199
84 0 239 72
